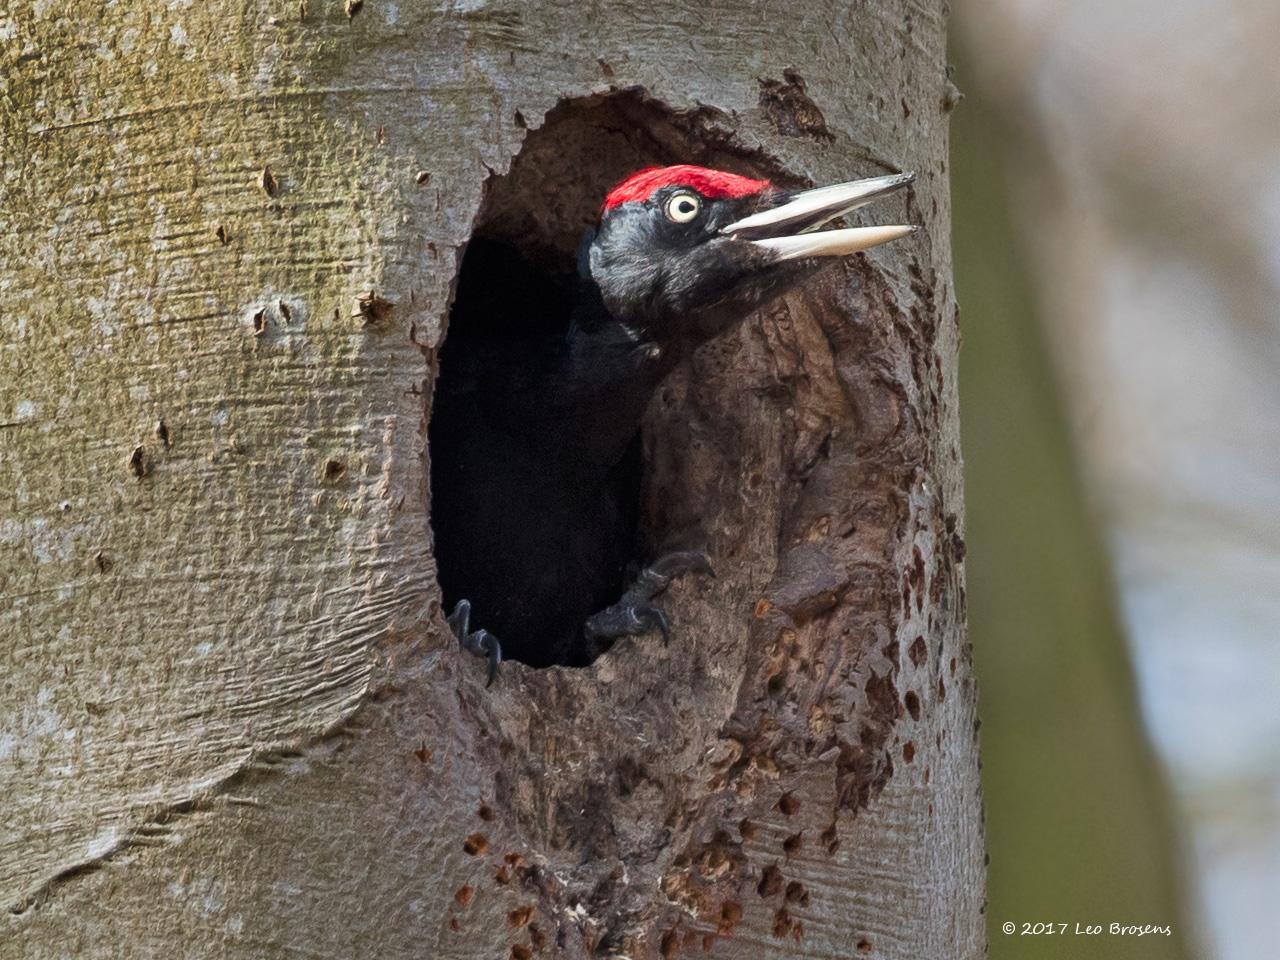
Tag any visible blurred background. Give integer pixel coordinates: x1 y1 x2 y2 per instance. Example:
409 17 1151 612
950 2 1280 958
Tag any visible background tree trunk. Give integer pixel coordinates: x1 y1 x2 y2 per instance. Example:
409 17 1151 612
0 2 981 957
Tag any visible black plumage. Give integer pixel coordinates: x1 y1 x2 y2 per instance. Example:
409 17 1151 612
428 166 913 677
429 238 659 668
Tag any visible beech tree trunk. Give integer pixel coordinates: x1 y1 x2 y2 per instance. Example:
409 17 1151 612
0 2 981 958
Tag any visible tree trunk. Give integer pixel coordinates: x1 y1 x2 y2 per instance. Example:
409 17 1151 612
0 2 980 958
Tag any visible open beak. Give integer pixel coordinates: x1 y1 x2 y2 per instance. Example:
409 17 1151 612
721 172 916 261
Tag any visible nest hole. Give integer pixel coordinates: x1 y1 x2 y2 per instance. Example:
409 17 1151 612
428 92 783 671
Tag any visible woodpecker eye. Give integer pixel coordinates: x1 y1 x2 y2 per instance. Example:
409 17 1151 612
664 191 702 223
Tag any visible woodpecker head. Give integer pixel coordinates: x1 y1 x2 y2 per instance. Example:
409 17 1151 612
588 164 915 347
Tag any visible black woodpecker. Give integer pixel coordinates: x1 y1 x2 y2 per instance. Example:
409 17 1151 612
429 165 915 683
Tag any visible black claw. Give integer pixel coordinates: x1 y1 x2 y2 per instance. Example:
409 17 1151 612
631 550 715 600
582 550 713 650
447 598 472 637
584 600 670 645
650 606 670 645
649 549 715 581
479 630 502 687
446 599 503 686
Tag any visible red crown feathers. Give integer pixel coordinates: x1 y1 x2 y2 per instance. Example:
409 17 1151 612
602 165 771 211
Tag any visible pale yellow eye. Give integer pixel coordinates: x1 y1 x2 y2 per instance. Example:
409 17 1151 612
664 191 702 223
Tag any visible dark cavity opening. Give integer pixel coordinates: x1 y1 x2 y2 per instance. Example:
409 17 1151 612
429 92 778 670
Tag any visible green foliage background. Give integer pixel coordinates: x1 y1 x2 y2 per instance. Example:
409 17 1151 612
950 62 1192 960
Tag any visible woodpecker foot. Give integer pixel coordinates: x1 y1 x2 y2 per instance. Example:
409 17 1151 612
447 599 502 687
629 550 715 599
583 550 714 652
584 600 671 647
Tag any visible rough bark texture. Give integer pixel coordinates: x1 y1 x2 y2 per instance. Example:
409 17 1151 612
0 2 980 958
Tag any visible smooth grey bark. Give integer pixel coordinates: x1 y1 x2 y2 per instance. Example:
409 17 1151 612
0 1 981 957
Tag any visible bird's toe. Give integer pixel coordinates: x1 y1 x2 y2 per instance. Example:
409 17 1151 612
446 599 502 686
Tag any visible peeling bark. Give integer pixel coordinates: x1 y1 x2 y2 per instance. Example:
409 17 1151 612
0 1 980 957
